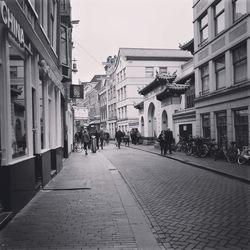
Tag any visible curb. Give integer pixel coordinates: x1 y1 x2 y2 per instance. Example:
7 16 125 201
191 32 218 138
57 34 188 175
129 145 250 184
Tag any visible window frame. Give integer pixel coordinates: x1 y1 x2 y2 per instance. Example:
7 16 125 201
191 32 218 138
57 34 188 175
199 13 208 45
214 0 225 35
200 64 209 94
232 43 247 84
214 54 226 90
233 0 247 22
145 67 154 77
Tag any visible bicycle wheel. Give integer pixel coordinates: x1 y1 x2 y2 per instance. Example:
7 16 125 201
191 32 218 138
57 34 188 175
226 148 239 163
200 144 209 158
238 156 246 165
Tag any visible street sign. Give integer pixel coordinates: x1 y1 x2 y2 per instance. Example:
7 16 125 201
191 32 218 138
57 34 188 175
70 85 84 99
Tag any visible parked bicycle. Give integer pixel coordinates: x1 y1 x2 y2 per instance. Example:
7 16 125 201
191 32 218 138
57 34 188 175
238 145 250 165
185 136 208 158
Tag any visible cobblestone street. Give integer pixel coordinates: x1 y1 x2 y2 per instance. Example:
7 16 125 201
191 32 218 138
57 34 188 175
103 145 250 250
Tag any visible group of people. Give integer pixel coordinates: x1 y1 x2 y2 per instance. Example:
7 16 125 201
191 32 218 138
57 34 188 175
74 129 110 155
130 128 141 145
158 128 174 155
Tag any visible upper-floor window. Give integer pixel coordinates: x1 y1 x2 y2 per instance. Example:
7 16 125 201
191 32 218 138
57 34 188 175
200 64 209 94
199 13 208 44
40 0 48 35
145 67 154 77
159 67 167 74
233 0 247 22
233 43 247 84
215 55 226 89
214 0 225 35
61 25 68 65
49 0 57 50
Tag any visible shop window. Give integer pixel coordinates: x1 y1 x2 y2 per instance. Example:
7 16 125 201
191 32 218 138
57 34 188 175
214 0 225 35
199 13 208 45
215 55 226 89
9 45 27 158
200 64 209 94
233 0 247 22
233 43 247 84
39 81 45 149
216 111 227 145
234 109 248 148
202 114 211 138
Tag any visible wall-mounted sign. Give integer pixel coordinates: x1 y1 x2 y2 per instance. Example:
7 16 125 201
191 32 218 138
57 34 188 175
0 1 24 46
70 84 84 99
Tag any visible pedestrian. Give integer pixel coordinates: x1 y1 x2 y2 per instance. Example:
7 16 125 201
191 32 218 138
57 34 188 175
165 128 174 154
124 131 130 147
158 130 165 155
99 129 104 149
82 130 90 155
95 130 100 150
115 128 123 149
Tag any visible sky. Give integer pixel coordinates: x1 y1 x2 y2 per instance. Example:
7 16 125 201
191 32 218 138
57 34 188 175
71 0 194 83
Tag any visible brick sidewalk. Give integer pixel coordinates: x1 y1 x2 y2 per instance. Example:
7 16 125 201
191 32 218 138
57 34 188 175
0 151 161 250
128 143 250 183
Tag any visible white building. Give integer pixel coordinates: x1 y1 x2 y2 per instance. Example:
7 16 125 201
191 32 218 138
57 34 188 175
135 49 193 139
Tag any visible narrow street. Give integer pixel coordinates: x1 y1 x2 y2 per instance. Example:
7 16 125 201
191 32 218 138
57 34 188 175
102 145 250 250
0 144 250 249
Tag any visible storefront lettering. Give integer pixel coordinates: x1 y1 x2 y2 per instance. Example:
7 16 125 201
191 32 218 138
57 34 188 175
0 1 24 46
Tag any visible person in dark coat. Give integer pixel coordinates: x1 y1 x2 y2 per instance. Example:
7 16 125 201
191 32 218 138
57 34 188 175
99 129 104 149
115 129 123 149
95 130 100 150
82 130 90 155
165 128 174 154
158 130 165 155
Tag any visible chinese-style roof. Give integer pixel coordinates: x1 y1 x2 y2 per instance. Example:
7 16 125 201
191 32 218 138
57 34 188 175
175 71 194 84
134 101 144 110
179 39 194 55
156 82 190 101
139 72 177 95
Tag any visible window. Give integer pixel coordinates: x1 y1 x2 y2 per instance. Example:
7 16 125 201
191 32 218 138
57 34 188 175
234 109 248 148
159 67 167 74
202 114 211 138
214 0 225 35
145 67 154 77
49 0 57 50
233 0 247 22
216 111 227 145
39 80 45 149
200 13 208 44
233 43 247 84
215 55 226 89
200 64 209 94
61 25 68 65
40 0 48 34
9 44 27 158
124 86 126 99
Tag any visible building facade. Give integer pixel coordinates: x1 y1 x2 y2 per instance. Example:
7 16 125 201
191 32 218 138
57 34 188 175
0 0 72 214
136 49 193 140
193 0 250 148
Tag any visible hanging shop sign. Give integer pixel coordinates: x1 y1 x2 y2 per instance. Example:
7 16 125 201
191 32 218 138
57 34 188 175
0 1 24 46
70 85 84 99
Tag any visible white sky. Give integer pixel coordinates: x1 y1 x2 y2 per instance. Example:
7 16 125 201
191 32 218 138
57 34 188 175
71 0 194 83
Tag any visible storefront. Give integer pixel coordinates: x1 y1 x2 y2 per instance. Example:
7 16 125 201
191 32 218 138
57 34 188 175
0 1 65 212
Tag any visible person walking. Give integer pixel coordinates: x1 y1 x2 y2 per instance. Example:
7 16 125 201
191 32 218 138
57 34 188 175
115 129 123 149
165 128 174 154
158 130 165 155
82 130 90 155
99 129 104 150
